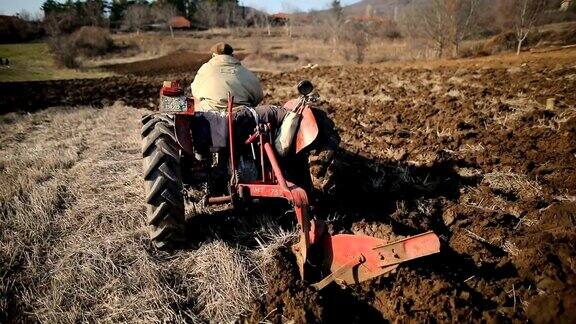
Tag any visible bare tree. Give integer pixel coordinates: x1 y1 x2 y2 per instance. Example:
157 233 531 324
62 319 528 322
445 0 478 57
342 20 370 63
256 11 272 36
194 1 219 30
263 13 272 36
402 0 449 58
151 3 178 37
83 0 107 27
123 4 151 35
221 2 245 28
281 2 302 38
246 8 272 36
308 1 344 45
402 0 479 58
500 0 548 55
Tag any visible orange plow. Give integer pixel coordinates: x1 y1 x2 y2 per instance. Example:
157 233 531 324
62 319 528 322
291 204 440 289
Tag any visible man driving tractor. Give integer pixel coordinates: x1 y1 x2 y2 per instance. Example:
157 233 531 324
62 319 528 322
192 42 263 112
191 42 299 156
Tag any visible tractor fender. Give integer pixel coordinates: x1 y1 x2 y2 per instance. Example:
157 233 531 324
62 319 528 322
283 100 319 154
174 114 195 156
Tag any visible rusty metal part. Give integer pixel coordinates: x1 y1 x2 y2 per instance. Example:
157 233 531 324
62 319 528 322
312 231 440 288
283 100 319 154
295 106 319 154
174 114 194 156
237 141 312 279
312 255 366 290
207 195 232 204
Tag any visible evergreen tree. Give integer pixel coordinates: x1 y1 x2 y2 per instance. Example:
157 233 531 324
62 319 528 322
41 0 65 15
110 0 135 24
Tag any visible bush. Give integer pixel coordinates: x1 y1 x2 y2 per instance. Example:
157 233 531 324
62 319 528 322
49 36 79 68
49 26 113 68
43 11 84 37
70 26 113 57
43 6 111 69
368 20 402 40
459 41 491 58
482 32 517 54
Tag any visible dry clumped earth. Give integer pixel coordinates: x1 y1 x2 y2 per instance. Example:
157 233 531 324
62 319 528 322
1 49 576 323
254 51 576 322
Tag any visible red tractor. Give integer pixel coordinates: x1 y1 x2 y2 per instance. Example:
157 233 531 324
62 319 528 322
141 80 440 288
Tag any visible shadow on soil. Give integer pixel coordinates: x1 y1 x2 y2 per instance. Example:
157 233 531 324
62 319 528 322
308 150 502 320
176 147 523 321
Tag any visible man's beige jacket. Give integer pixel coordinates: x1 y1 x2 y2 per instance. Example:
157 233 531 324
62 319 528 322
191 55 264 111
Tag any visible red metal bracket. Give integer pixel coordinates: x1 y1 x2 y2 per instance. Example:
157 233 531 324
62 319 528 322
312 231 441 288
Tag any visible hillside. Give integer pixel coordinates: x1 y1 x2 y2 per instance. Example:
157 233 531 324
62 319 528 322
342 0 413 17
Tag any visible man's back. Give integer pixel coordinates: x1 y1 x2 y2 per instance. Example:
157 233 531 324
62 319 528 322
191 54 263 111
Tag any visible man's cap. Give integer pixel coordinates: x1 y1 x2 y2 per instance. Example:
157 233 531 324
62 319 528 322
211 42 234 56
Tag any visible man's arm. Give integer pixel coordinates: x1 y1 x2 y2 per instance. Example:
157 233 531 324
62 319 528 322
191 64 207 97
243 70 264 106
252 80 264 106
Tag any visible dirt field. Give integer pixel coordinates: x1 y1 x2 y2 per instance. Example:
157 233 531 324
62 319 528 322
1 48 576 322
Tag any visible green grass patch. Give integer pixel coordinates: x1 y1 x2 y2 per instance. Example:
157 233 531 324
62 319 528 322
0 42 111 82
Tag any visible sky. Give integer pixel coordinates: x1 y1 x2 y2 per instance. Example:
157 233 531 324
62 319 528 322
0 0 361 16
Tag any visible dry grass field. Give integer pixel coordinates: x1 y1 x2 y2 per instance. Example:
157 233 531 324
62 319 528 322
0 104 296 322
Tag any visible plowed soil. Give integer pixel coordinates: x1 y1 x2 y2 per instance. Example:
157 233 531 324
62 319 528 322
101 50 212 76
1 49 576 322
252 50 576 322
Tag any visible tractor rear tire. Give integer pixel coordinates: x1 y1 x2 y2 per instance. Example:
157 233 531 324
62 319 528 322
141 114 185 249
308 108 341 196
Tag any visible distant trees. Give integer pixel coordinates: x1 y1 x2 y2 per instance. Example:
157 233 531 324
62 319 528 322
309 0 345 44
0 14 44 43
193 0 245 29
42 0 107 35
41 0 110 68
41 0 246 32
402 0 479 58
41 0 70 16
152 3 179 36
306 1 375 63
109 0 203 27
42 0 108 23
249 8 272 35
109 0 134 27
115 1 188 35
122 4 151 34
400 0 568 57
194 1 220 29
